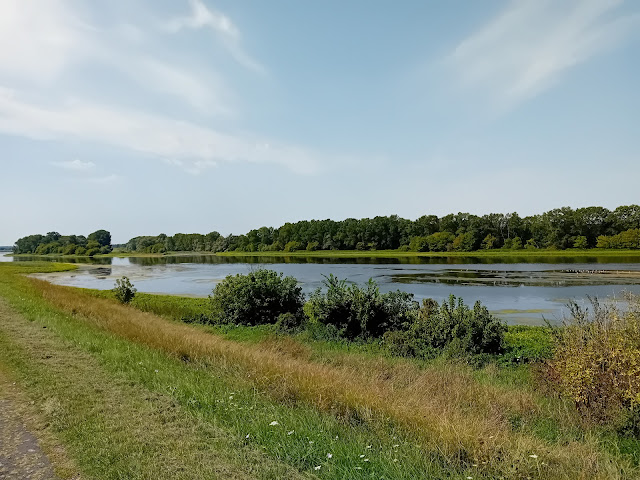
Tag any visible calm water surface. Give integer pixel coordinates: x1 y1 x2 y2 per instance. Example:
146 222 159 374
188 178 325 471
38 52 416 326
11 253 640 326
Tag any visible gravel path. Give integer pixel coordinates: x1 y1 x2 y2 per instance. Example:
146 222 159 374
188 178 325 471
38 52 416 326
0 394 58 480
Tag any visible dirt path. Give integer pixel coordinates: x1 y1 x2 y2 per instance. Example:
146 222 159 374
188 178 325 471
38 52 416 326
0 384 59 480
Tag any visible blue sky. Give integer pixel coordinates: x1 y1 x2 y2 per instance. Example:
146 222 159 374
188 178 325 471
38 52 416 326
1 0 639 244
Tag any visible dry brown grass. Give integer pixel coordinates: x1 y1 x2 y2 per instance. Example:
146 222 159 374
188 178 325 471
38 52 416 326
33 279 634 479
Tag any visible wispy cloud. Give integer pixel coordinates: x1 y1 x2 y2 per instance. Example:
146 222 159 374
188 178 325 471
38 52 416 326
164 0 264 73
0 88 319 175
85 174 119 185
449 0 640 107
0 1 321 175
51 159 95 171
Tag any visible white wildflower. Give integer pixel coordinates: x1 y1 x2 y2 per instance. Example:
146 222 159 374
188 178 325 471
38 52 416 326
529 454 538 459
269 421 279 426
327 453 333 459
314 465 321 471
287 430 295 435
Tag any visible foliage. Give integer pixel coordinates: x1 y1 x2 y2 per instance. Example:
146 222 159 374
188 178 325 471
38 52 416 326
275 312 304 334
547 295 640 431
306 275 418 339
13 230 110 255
573 236 588 249
88 229 112 247
384 295 506 359
283 241 303 252
502 326 554 363
597 229 640 249
113 276 137 304
209 269 304 326
481 234 497 249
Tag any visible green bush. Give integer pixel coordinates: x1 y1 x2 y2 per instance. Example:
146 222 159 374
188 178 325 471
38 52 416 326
283 241 302 252
275 312 304 334
502 326 554 363
547 295 640 431
383 295 506 359
306 275 418 339
113 276 137 304
210 269 304 326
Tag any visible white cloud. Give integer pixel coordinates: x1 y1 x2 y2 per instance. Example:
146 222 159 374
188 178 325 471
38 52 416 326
0 0 85 84
0 2 323 175
85 174 119 184
164 0 264 72
51 159 95 171
0 88 319 175
449 0 640 107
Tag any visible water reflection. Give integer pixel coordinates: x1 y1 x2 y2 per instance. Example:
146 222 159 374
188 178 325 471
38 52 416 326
9 253 640 266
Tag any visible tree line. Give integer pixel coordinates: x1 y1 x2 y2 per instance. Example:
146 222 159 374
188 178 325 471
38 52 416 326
14 229 112 256
125 205 640 254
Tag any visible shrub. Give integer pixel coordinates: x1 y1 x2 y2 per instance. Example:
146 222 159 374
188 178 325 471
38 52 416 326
113 276 137 304
283 241 302 252
306 275 418 339
546 295 640 430
306 241 319 251
426 232 455 252
62 244 77 255
210 269 304 326
85 248 100 257
75 246 87 255
502 326 554 363
573 236 588 249
275 312 304 334
408 236 429 252
384 295 506 359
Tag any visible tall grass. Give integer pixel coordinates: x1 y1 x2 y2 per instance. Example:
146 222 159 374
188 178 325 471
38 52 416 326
31 277 637 478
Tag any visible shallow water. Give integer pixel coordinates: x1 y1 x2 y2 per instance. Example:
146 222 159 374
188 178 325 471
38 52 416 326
18 254 640 326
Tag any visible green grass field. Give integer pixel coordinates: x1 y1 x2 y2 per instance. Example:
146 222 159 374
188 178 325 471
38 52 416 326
0 262 638 479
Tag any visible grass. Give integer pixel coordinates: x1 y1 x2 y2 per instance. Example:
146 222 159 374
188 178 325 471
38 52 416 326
1 262 639 479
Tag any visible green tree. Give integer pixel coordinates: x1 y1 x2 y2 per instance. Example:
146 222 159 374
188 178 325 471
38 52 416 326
88 229 112 247
481 234 497 249
573 236 588 249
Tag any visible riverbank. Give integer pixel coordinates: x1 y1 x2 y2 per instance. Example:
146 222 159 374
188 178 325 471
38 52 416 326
7 248 640 261
1 261 638 479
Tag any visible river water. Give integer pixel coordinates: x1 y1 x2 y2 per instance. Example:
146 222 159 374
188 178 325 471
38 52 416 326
6 253 640 325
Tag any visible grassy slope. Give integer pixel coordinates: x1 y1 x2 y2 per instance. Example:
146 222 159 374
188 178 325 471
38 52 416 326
0 262 638 479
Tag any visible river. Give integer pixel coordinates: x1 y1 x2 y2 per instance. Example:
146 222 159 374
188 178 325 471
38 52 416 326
6 253 640 325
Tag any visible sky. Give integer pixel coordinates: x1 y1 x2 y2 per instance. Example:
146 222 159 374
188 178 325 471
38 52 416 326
1 0 639 244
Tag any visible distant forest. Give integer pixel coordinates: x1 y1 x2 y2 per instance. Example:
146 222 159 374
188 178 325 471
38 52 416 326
125 205 640 254
14 230 112 255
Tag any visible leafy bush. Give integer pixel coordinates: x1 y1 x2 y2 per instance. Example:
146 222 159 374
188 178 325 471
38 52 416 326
306 275 418 339
113 276 137 304
384 295 506 359
283 241 302 252
547 295 640 430
502 326 554 363
573 236 588 249
210 269 304 326
408 236 429 252
275 312 304 334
